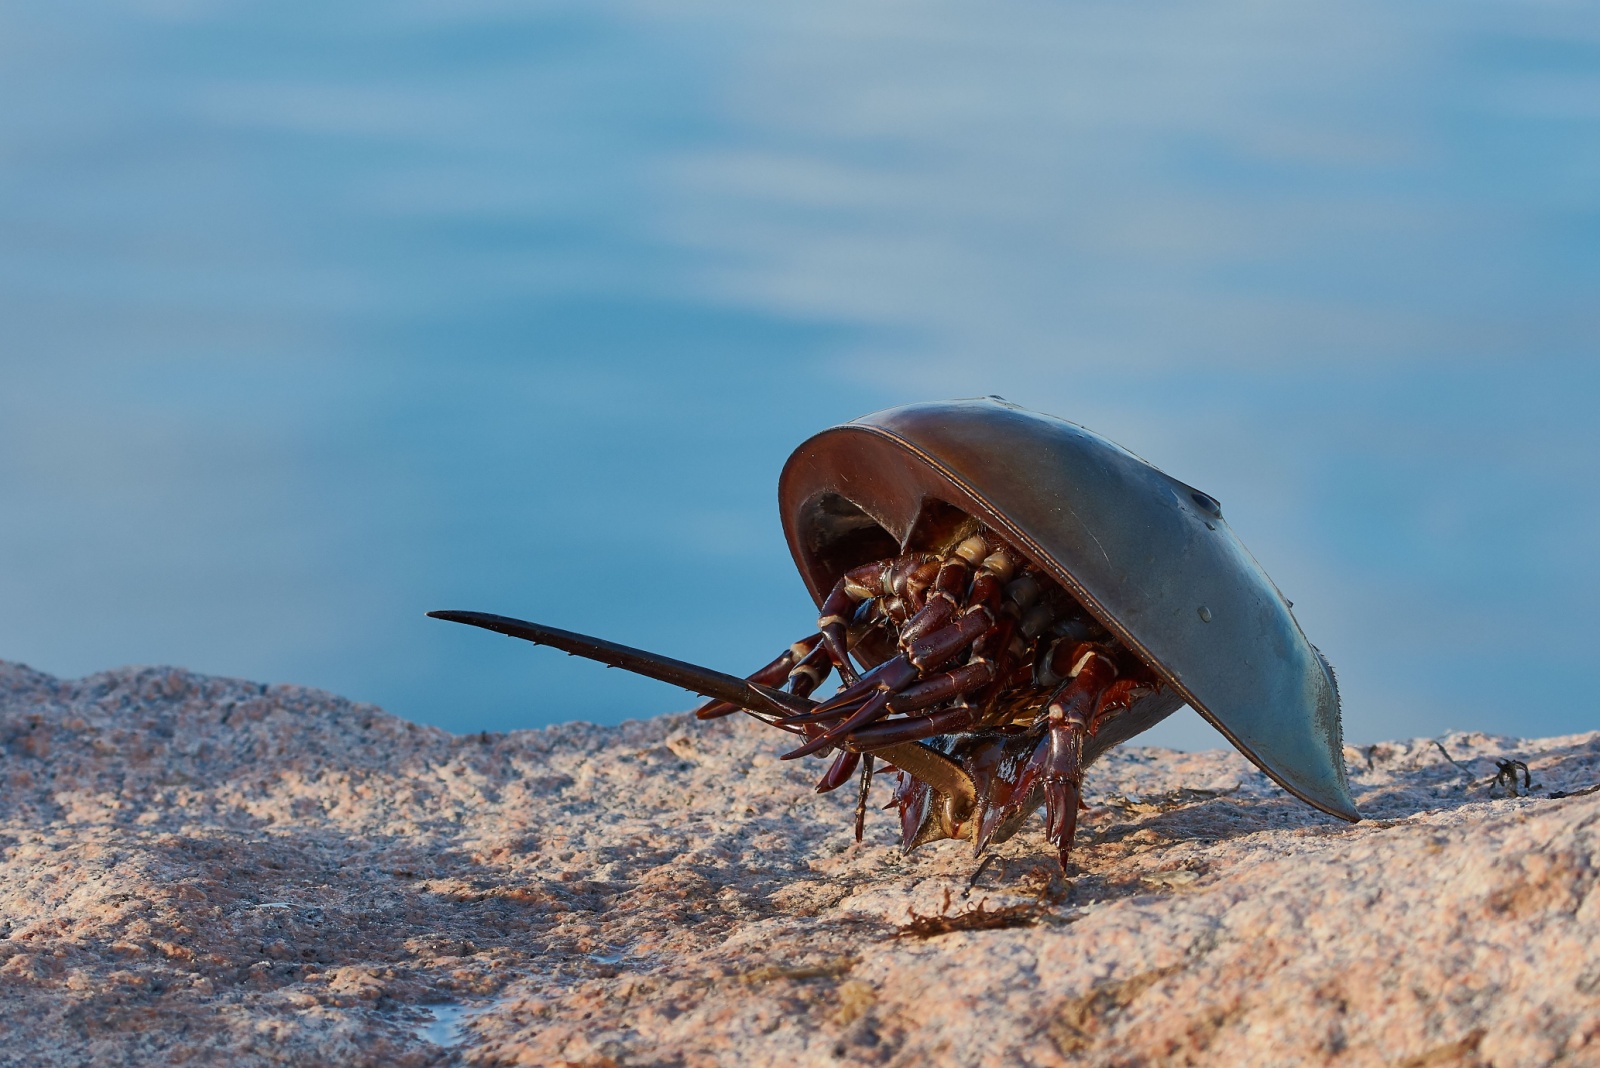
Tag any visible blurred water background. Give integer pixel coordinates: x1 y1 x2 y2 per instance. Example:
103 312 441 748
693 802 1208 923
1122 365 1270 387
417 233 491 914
2 0 1596 748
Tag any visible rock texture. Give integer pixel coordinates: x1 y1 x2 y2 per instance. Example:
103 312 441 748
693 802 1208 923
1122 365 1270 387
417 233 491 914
1 660 1598 1066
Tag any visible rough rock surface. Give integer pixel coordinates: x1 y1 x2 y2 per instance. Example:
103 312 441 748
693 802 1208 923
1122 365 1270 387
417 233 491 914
1 660 1598 1066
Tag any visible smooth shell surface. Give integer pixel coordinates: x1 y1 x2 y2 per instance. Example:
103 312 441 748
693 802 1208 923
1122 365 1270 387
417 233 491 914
778 397 1357 821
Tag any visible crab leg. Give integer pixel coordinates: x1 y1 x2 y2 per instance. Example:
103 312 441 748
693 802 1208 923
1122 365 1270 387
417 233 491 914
818 559 909 683
781 689 898 758
809 654 920 715
896 556 970 647
1040 644 1118 867
854 754 876 840
693 634 823 719
974 736 1051 852
896 774 934 852
813 604 996 717
816 748 860 793
785 639 835 699
968 617 1021 726
886 658 997 714
1095 674 1157 717
782 602 1000 759
846 703 975 748
815 541 999 712
692 701 742 721
786 557 1012 756
783 648 994 726
895 558 943 617
910 606 998 672
877 552 943 626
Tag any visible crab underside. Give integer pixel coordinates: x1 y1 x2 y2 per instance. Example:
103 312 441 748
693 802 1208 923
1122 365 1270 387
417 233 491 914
690 509 1182 867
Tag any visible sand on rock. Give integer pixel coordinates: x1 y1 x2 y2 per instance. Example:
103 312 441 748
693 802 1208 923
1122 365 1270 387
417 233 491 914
2 659 1598 1067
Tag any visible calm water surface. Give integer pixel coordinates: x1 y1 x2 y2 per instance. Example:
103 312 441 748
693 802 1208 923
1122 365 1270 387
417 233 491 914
2 0 1597 747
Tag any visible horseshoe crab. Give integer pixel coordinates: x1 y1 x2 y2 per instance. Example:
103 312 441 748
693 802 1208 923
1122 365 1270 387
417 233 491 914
431 397 1356 867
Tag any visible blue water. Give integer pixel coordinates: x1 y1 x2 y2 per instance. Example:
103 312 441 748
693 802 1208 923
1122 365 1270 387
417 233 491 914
2 0 1596 749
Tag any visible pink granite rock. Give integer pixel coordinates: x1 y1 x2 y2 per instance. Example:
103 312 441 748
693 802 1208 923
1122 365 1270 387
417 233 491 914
1 659 1597 1066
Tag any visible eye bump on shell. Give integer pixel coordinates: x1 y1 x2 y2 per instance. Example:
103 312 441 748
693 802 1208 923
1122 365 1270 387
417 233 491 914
1189 490 1223 518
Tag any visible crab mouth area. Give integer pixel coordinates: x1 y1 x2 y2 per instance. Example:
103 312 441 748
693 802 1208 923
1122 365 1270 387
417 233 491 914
720 498 1181 864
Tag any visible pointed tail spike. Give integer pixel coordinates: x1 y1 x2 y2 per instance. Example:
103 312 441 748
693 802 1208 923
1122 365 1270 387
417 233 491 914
427 610 814 721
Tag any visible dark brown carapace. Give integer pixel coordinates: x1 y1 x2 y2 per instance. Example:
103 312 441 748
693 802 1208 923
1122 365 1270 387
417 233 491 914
689 518 1161 868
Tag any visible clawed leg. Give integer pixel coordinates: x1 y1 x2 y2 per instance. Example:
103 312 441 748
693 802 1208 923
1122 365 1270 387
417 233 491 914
784 689 897 758
894 771 934 853
967 735 1037 853
781 607 997 759
1039 644 1118 867
780 537 1018 763
854 754 876 841
815 748 860 793
693 634 824 719
810 605 996 717
817 554 935 684
846 702 975 747
785 639 834 700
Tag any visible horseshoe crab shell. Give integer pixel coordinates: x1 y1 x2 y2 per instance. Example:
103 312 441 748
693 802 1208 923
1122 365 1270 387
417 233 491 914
778 396 1357 822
